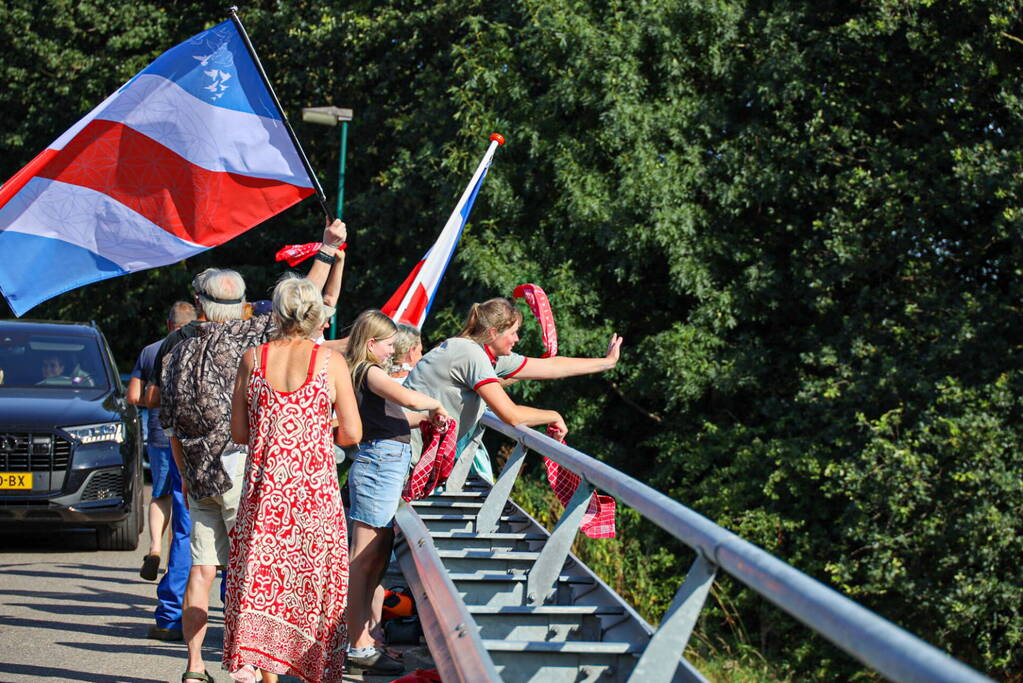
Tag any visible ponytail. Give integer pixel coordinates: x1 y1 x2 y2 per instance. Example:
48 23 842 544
457 298 523 345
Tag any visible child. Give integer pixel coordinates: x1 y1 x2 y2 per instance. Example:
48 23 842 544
387 323 422 383
343 309 448 674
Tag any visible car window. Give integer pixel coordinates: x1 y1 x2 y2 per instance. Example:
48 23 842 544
0 333 109 390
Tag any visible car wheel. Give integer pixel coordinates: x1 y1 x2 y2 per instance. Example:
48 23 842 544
96 484 142 551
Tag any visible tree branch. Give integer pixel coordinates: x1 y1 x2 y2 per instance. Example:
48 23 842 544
607 380 663 424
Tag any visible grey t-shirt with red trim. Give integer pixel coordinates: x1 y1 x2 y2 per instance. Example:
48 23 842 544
404 337 527 447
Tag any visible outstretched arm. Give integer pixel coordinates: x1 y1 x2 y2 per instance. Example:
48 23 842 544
513 333 623 381
366 366 448 427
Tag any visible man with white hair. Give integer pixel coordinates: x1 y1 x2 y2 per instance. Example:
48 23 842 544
160 219 348 683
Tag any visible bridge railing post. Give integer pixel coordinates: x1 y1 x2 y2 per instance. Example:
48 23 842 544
628 553 718 682
524 478 594 606
444 440 479 493
476 441 527 533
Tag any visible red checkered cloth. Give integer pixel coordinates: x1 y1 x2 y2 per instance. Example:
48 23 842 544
543 426 616 538
513 283 558 357
402 418 458 502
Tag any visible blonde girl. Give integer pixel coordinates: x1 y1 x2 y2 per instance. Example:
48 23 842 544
343 309 448 674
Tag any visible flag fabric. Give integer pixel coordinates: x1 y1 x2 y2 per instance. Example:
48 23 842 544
0 19 315 316
381 134 504 328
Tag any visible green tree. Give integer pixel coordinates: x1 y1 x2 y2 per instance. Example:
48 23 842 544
2 1 1022 677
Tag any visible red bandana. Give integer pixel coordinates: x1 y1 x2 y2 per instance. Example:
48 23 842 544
543 425 616 538
513 283 558 357
402 418 458 502
274 241 347 267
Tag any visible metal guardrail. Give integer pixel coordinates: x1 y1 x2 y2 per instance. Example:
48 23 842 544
393 500 502 682
477 410 993 683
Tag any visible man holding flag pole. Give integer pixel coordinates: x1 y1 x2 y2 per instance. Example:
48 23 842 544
0 8 356 683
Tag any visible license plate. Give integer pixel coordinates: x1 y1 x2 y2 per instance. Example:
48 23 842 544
0 472 32 489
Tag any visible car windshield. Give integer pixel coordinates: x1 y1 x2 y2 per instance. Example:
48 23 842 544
0 331 109 390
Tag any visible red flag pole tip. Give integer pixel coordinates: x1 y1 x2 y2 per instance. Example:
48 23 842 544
490 133 505 145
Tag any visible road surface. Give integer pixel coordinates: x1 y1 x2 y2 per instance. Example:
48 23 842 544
0 486 422 682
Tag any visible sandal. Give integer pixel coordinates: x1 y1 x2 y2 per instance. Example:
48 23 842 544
140 553 160 581
182 672 215 683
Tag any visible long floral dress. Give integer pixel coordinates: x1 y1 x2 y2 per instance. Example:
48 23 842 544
224 344 348 682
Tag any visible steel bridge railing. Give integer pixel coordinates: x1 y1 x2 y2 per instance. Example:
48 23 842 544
393 500 502 681
459 410 993 683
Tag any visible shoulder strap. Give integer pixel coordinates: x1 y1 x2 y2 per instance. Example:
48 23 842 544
257 343 269 376
305 344 320 382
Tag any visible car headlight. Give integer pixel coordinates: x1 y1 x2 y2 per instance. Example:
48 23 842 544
66 422 125 444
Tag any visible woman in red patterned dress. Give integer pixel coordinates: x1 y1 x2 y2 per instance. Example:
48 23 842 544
224 275 362 683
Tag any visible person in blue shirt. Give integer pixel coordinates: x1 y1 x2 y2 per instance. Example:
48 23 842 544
127 300 196 640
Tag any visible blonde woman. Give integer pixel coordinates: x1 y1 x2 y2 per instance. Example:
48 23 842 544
224 275 361 683
343 309 448 675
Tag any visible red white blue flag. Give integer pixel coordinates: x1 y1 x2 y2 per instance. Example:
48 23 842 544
0 19 315 316
381 134 504 328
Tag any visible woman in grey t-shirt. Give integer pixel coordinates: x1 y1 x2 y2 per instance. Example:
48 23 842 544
405 297 623 461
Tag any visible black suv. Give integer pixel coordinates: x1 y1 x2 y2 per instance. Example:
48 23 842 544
0 320 143 550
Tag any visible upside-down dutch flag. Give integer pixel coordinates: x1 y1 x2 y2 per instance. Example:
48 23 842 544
0 19 315 316
381 134 504 329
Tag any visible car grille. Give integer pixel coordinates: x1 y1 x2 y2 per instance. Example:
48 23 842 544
0 432 73 472
81 469 124 502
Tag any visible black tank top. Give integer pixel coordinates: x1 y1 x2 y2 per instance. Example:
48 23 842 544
354 367 411 443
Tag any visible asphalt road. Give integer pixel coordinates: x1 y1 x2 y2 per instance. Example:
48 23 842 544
0 485 206 682
0 486 413 683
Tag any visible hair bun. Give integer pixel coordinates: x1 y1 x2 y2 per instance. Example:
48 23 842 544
271 275 325 339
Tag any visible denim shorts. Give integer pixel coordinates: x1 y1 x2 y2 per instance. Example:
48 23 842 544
348 439 412 528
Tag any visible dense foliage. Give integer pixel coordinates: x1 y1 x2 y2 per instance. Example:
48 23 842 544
2 1 1022 678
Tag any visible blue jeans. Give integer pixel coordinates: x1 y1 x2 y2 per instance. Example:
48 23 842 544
348 439 412 528
154 456 191 630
